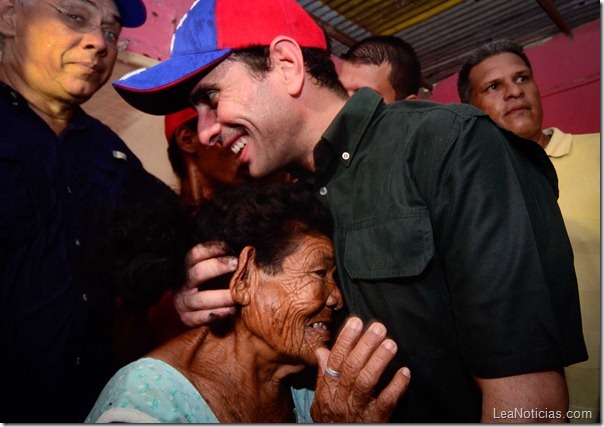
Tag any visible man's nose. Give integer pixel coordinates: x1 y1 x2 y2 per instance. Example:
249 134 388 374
82 27 109 56
504 82 523 99
196 107 221 146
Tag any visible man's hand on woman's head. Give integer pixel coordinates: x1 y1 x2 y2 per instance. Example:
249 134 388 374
174 241 238 327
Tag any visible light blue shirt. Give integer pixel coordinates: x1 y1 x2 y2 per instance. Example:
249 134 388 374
85 357 314 423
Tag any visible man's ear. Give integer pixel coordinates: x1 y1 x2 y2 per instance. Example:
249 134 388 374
0 0 17 37
269 36 305 97
175 125 198 154
230 246 257 306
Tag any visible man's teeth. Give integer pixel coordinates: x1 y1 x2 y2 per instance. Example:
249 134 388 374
231 139 248 154
311 323 328 330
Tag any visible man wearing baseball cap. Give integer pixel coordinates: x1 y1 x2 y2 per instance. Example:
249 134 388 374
0 0 167 422
114 0 587 422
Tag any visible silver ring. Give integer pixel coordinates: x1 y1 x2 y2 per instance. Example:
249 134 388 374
325 366 341 378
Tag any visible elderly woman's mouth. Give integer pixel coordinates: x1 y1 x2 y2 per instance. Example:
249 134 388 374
307 318 332 338
310 322 329 330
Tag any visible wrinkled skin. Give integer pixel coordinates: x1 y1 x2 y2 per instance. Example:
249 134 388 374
1 0 120 105
174 241 411 422
240 235 343 365
311 317 411 422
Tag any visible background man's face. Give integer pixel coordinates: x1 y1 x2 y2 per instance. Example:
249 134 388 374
469 52 544 142
14 0 120 104
338 61 397 103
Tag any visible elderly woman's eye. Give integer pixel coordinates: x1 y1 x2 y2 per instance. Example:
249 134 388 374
313 269 328 278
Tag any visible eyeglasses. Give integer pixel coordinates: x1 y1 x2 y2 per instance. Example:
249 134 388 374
40 0 123 50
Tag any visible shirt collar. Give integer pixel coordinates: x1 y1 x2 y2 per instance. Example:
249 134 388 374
314 88 382 178
544 127 572 158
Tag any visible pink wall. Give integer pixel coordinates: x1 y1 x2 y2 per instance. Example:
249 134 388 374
121 0 196 61
430 19 601 134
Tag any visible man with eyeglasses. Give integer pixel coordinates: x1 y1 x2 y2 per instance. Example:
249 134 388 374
0 0 167 422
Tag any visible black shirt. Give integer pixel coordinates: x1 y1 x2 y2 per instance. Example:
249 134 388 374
313 89 587 422
0 82 164 422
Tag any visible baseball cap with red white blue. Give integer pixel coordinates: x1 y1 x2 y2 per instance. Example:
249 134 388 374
113 0 327 116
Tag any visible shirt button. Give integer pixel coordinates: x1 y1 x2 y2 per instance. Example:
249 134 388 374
75 239 81 246
66 186 72 194
82 293 88 302
319 187 328 196
342 152 350 160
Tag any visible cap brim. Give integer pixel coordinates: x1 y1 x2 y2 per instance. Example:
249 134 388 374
115 0 146 28
113 49 231 115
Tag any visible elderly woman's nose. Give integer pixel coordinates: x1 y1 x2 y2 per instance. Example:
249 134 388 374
326 283 344 311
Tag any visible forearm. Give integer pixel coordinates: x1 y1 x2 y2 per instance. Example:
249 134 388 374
476 369 569 423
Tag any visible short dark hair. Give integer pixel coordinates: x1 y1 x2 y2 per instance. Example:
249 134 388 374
229 46 348 98
457 40 532 104
166 117 197 179
194 182 333 276
95 182 333 311
342 36 421 99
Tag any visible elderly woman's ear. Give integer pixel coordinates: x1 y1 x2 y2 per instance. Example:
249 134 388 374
230 246 257 306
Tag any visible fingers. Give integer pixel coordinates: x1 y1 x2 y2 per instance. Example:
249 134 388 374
328 319 389 390
176 288 235 311
352 336 396 396
326 316 364 374
311 317 409 422
179 305 237 327
184 242 238 289
175 242 238 327
314 347 331 372
175 288 236 327
184 241 229 268
374 367 411 415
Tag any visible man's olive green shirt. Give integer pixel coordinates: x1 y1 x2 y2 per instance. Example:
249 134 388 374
312 89 587 422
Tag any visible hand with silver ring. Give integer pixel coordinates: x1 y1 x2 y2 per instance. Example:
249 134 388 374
325 366 341 378
311 316 410 423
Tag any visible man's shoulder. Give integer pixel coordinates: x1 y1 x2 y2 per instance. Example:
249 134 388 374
545 127 600 158
570 131 600 145
387 99 488 120
377 100 492 143
374 100 495 147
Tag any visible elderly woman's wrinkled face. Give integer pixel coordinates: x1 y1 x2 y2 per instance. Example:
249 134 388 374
245 234 343 365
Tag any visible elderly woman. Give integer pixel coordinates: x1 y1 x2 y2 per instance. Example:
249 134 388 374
85 183 408 423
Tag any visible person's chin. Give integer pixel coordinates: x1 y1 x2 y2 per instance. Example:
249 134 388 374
503 117 538 137
63 84 101 103
65 91 95 105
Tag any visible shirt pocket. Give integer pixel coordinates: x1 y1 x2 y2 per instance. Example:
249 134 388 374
343 208 434 280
